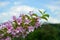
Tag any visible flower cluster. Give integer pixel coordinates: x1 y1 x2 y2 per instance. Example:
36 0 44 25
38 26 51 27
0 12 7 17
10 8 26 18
0 10 49 40
0 11 41 40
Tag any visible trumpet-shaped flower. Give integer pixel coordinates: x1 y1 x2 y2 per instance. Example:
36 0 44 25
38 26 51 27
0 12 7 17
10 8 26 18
28 26 34 32
5 36 11 40
11 29 16 36
24 19 30 24
13 16 17 21
35 22 40 28
16 17 22 25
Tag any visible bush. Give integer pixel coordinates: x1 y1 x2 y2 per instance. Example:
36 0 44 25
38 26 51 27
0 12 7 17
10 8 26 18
25 24 60 40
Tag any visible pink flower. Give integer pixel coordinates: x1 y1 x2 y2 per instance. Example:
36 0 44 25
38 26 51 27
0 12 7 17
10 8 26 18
7 26 13 30
29 11 33 16
11 29 16 36
35 22 40 28
7 27 13 33
13 16 16 21
28 26 34 32
24 19 30 24
16 27 26 34
0 25 3 30
5 36 11 40
0 12 42 39
16 27 20 33
16 17 22 25
18 27 24 33
0 34 4 37
7 29 13 33
5 22 13 30
19 14 25 17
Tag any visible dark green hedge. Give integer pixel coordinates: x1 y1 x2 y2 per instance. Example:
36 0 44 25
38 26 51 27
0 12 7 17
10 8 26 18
25 24 60 40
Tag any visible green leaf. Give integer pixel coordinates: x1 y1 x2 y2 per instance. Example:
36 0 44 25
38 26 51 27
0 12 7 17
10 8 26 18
29 18 36 26
39 10 43 15
21 23 25 27
25 15 31 20
32 13 38 17
12 21 18 29
39 10 49 20
0 30 4 34
43 14 49 18
40 16 48 20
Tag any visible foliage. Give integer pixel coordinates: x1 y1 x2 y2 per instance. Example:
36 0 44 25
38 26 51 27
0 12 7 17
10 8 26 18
25 23 60 40
39 10 49 20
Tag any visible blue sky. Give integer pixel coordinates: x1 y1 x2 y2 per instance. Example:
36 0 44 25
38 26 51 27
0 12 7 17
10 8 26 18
0 0 60 23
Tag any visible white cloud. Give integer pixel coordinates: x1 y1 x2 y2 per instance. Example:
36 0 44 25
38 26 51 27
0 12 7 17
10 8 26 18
0 2 10 7
8 5 38 16
0 5 60 23
0 13 8 23
45 0 60 12
45 4 60 23
46 5 60 21
46 5 60 12
40 17 60 24
10 5 35 12
1 13 8 16
48 17 60 23
0 13 9 19
0 5 38 23
2 20 8 23
10 5 59 24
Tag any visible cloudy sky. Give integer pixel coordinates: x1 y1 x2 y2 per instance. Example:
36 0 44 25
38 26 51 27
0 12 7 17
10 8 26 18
0 0 60 23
